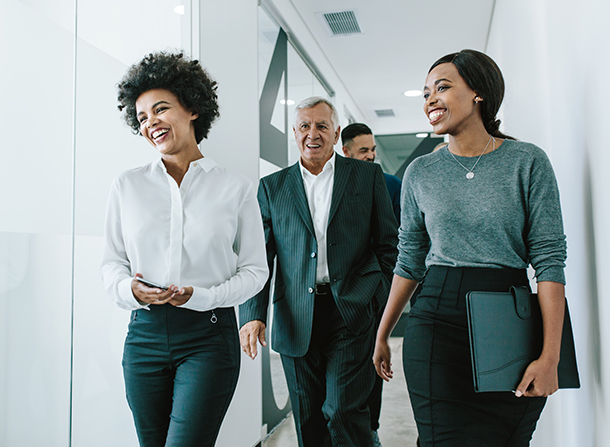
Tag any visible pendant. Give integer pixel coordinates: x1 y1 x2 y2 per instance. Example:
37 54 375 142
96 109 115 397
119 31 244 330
466 172 475 180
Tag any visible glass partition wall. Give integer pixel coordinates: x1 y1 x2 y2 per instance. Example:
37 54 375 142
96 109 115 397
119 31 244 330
0 2 76 445
258 5 330 172
0 1 189 445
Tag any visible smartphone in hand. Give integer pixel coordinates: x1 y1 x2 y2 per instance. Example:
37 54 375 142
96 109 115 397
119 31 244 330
136 277 168 291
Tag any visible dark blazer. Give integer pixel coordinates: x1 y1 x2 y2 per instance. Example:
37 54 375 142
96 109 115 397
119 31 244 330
239 155 398 357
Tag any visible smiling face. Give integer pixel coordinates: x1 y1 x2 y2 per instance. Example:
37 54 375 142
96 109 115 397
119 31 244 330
342 133 376 162
293 103 340 174
423 63 482 136
135 89 198 157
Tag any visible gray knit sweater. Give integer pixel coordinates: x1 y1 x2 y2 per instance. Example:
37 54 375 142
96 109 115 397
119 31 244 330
394 139 567 284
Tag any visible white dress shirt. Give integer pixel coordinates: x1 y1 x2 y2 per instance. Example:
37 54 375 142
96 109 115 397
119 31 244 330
100 156 268 312
299 152 335 283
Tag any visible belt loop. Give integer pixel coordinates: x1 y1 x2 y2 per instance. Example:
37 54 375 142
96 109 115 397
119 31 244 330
511 269 518 291
315 283 331 295
512 268 531 292
427 266 449 297
453 268 464 308
440 267 459 299
434 267 450 311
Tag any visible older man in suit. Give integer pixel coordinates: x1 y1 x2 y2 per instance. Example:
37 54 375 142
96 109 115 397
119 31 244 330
239 97 397 447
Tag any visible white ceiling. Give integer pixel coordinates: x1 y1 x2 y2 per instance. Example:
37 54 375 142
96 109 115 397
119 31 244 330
289 0 496 135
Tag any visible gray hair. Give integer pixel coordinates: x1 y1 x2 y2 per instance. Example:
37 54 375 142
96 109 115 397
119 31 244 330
293 96 340 131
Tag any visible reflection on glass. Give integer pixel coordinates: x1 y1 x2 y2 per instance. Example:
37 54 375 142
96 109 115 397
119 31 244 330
258 10 280 95
1 1 75 445
269 349 290 408
259 8 284 133
287 44 329 166
77 0 185 65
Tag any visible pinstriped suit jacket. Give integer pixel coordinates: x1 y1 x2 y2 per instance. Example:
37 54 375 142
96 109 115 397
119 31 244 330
239 155 398 357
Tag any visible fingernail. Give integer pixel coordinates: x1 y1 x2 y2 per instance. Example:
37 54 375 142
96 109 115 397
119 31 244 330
515 390 522 397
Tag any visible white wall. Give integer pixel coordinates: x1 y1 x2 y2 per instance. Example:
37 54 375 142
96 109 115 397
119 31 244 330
487 1 610 446
199 1 262 183
198 1 264 446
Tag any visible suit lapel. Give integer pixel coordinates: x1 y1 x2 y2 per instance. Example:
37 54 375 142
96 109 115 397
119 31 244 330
287 163 316 236
328 155 351 225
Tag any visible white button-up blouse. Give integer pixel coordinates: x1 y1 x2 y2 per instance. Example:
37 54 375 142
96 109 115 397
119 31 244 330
100 156 268 312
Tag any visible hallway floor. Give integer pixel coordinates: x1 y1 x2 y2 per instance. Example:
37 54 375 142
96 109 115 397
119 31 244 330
262 337 419 447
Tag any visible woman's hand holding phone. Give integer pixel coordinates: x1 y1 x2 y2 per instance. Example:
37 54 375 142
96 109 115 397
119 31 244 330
132 273 176 305
166 286 193 307
131 273 193 306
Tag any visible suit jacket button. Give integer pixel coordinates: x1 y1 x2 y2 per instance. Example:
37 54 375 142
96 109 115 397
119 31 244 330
308 287 314 293
311 252 316 258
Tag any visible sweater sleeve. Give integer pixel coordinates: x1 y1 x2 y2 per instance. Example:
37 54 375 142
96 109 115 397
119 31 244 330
394 165 430 282
525 148 567 284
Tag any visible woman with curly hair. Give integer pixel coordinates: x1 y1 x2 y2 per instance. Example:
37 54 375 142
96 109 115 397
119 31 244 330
373 49 567 446
100 51 268 447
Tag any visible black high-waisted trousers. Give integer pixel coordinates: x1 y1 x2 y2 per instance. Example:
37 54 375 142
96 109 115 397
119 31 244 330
403 266 546 447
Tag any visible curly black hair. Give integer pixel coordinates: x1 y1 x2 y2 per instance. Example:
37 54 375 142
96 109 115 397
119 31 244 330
117 51 219 144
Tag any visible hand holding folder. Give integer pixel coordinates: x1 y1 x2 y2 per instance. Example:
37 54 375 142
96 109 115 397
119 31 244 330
466 286 580 393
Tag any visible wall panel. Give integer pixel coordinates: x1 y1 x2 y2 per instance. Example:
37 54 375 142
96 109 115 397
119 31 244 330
487 1 610 446
0 2 74 445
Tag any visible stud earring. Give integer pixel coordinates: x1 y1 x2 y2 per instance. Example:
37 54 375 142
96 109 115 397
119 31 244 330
474 97 482 103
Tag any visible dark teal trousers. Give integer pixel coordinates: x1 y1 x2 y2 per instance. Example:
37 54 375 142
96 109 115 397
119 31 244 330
122 305 240 447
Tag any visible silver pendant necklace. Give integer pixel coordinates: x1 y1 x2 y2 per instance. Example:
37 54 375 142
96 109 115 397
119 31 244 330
448 136 495 180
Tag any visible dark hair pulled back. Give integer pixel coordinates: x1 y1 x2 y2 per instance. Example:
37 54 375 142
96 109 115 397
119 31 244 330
429 49 513 140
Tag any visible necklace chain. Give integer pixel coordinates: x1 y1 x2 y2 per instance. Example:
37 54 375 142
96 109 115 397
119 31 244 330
448 136 495 180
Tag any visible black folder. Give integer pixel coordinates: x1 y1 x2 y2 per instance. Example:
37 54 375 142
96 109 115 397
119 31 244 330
465 286 580 393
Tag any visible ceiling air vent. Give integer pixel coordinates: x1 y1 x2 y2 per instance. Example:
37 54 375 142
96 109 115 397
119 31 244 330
375 109 396 118
316 10 363 36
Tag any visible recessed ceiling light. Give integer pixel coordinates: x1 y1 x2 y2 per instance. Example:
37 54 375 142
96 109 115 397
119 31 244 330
174 5 185 14
280 99 295 105
416 133 428 138
404 90 422 97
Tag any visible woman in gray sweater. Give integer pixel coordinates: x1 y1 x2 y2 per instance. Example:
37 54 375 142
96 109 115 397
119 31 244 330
373 49 567 446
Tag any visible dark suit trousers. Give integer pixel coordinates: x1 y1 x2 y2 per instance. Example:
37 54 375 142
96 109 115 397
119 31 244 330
122 305 240 447
281 291 376 447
